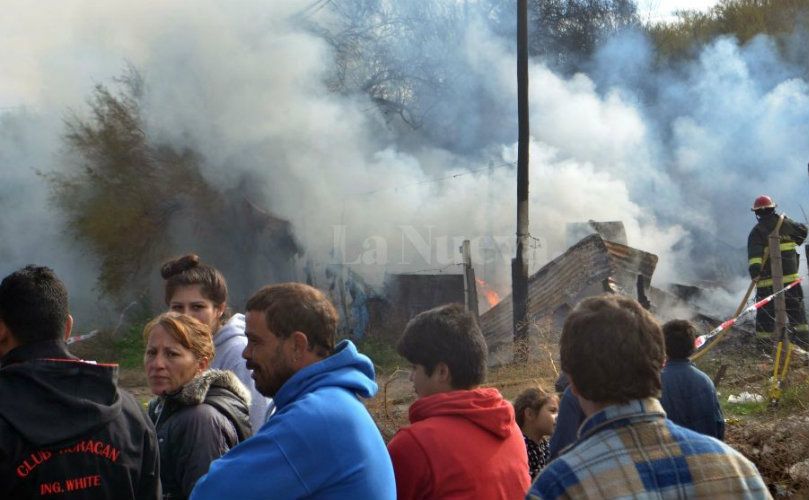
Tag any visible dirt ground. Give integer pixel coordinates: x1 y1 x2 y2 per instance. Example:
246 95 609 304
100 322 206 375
726 411 809 498
696 338 809 499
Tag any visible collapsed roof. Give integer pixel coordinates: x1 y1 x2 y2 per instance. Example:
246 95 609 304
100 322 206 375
480 221 753 365
480 232 659 365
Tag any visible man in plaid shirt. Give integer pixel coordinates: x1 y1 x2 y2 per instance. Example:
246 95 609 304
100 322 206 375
527 295 772 500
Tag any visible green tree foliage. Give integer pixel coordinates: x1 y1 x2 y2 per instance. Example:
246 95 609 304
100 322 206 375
647 0 809 63
48 69 221 303
48 68 301 309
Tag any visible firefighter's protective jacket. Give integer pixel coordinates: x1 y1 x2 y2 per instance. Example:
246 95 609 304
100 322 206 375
747 212 808 287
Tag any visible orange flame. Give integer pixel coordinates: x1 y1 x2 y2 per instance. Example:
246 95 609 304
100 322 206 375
483 289 501 307
476 278 502 307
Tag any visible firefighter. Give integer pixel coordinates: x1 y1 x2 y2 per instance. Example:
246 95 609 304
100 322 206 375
747 195 809 348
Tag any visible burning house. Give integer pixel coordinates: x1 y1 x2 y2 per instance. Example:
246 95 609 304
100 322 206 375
478 220 753 365
480 229 659 365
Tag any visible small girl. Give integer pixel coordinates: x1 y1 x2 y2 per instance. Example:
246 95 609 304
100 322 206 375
513 387 559 479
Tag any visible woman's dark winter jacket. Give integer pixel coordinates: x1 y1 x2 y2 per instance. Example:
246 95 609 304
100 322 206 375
147 369 251 500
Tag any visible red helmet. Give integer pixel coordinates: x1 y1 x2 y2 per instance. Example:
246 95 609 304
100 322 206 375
751 195 776 211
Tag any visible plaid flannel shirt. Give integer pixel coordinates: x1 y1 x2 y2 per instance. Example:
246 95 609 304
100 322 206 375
527 398 772 500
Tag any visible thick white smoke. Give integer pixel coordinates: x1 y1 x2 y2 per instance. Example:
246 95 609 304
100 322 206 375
1 0 807 324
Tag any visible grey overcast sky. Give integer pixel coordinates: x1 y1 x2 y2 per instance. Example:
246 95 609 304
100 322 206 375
638 0 719 23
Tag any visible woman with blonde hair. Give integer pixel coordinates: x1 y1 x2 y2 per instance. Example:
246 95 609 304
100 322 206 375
144 312 251 500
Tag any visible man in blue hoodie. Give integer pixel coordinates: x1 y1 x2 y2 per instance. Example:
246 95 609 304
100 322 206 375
190 283 395 500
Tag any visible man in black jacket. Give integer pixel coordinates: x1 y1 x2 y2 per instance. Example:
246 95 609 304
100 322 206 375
0 265 161 499
748 195 809 348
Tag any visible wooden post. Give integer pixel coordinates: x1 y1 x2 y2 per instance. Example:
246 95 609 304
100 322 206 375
513 0 530 364
768 233 787 343
460 240 480 322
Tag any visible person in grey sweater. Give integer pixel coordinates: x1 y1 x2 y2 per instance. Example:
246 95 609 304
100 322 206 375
160 253 272 431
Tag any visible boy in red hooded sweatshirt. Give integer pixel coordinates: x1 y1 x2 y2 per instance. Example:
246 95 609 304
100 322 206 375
388 303 531 500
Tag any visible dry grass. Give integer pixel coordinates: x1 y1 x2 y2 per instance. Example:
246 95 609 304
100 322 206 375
366 369 413 442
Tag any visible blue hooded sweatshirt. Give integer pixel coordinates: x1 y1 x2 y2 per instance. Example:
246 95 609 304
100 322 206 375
190 339 396 500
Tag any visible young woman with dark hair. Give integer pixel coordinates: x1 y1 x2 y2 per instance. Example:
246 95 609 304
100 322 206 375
160 253 271 432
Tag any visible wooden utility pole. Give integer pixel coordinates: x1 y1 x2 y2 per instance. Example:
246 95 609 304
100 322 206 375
513 0 530 364
460 240 480 321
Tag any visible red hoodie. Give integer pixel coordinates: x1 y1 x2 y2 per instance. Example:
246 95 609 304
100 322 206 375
388 387 531 500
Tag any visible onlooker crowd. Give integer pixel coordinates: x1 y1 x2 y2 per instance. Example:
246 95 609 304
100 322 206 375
0 262 774 500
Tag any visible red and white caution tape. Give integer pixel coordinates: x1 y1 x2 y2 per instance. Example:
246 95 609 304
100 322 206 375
66 329 99 345
694 278 804 349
